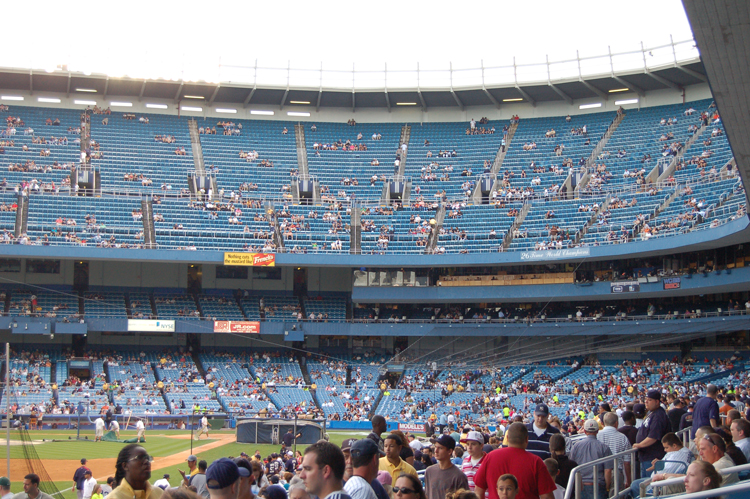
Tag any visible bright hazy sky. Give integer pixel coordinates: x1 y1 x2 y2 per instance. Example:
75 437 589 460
5 0 695 85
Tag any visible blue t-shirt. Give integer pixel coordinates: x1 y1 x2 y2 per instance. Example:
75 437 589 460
692 396 719 438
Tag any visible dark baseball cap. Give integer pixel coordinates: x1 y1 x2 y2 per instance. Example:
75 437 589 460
0 477 10 487
206 458 240 489
351 438 385 458
434 434 456 451
633 403 646 418
534 404 550 417
647 390 662 400
187 455 198 462
80 458 87 464
341 438 358 451
265 485 288 499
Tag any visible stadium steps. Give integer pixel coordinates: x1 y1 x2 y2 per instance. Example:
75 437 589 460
124 293 133 318
576 112 625 195
141 198 156 249
656 114 711 184
14 193 28 237
397 125 411 177
294 124 309 176
192 352 208 380
576 195 610 244
2 291 9 315
49 362 57 386
425 203 446 253
368 390 384 419
490 121 519 175
350 208 361 254
187 119 205 174
502 202 531 249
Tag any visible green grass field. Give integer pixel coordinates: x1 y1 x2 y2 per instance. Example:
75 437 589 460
2 429 373 498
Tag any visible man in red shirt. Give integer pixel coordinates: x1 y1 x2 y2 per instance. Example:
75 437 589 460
474 423 555 499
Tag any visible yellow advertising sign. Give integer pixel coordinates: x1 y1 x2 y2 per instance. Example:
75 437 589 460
223 252 276 267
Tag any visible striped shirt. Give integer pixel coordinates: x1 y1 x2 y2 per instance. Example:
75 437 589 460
461 453 488 497
597 426 632 467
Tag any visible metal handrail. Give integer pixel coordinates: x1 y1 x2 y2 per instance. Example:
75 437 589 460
563 447 637 499
649 462 750 495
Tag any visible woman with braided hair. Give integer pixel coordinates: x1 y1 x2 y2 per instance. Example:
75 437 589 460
109 444 163 499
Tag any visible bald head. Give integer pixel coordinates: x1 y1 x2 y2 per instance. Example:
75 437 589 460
707 384 718 396
505 422 528 448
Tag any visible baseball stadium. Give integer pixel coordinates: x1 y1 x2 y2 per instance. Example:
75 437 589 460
2 2 750 499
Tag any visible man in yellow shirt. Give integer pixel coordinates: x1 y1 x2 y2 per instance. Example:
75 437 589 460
378 434 417 483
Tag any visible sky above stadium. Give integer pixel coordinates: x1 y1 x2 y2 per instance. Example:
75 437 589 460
6 0 695 86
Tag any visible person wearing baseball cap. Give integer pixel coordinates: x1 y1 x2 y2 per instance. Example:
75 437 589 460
633 390 671 479
525 404 560 460
344 439 384 499
206 458 241 499
459 431 487 495
569 420 613 498
153 474 171 491
180 455 199 486
424 434 468 499
341 439 358 482
0 477 12 499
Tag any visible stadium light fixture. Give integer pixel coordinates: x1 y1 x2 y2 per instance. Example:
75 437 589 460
289 101 310 105
184 95 204 99
216 108 237 114
251 110 274 116
38 97 61 103
502 98 523 102
579 103 602 109
288 111 311 117
615 98 639 106
1 95 24 101
76 88 97 93
146 103 168 109
110 101 133 107
74 100 97 106
608 88 630 93
396 102 417 106
181 106 203 112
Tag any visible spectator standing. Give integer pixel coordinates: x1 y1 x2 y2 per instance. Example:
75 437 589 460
526 404 560 459
633 391 670 479
73 459 91 499
473 423 555 499
597 412 632 487
344 439 383 499
569 419 613 499
368 416 387 453
0 477 12 499
82 471 98 499
205 458 242 499
692 385 720 438
12 474 54 499
617 411 638 446
424 435 468 499
667 399 687 433
300 442 351 499
180 456 199 484
548 434 577 489
460 431 488 496
100 478 114 498
189 461 210 499
379 434 417 483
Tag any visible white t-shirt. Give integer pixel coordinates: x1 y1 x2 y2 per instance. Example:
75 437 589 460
201 416 208 428
553 484 565 499
153 478 171 490
83 477 98 499
136 420 145 430
95 418 105 431
344 476 377 499
110 421 120 430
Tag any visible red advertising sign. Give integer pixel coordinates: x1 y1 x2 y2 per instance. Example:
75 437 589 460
214 321 261 333
398 423 425 433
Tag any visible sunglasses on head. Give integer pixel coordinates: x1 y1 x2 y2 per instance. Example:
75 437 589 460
393 487 416 495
